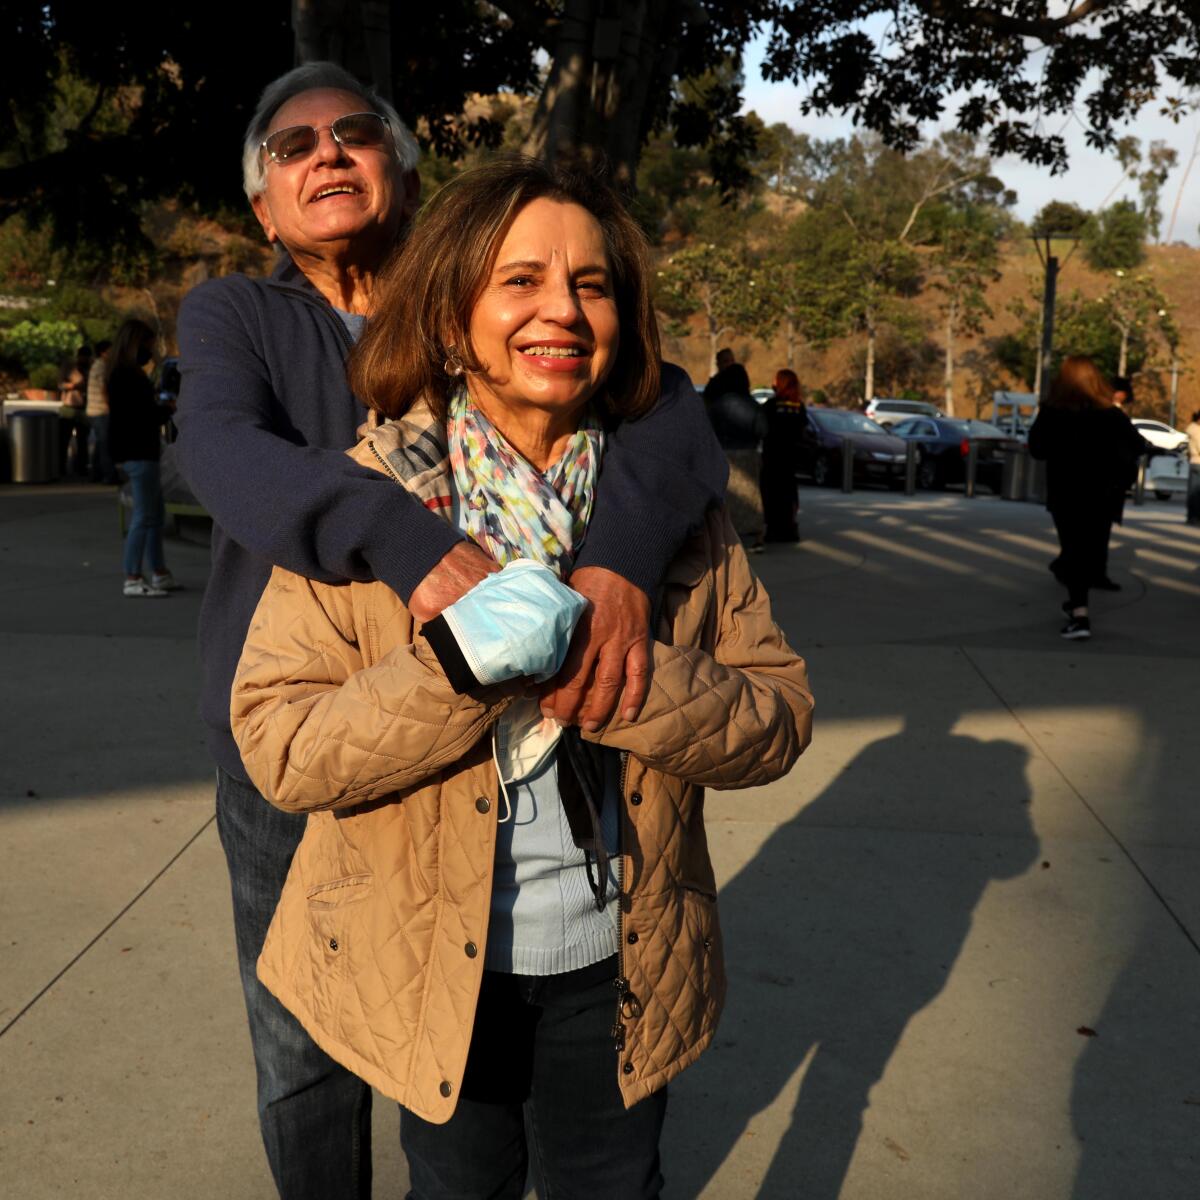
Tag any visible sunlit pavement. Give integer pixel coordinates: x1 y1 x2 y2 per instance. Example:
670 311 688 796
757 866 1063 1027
2 482 1198 1199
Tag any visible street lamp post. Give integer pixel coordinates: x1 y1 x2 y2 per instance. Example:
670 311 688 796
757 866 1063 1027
1032 230 1081 405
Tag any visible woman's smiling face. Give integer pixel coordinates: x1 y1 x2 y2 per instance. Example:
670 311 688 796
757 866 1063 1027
464 197 620 425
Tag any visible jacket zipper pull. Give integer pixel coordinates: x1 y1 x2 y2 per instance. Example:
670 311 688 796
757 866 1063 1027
611 1020 626 1052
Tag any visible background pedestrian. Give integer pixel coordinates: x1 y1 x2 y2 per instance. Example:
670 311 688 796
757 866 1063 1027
57 345 91 478
703 347 765 551
85 339 116 483
108 318 176 597
1187 408 1200 525
1028 356 1144 640
760 368 805 544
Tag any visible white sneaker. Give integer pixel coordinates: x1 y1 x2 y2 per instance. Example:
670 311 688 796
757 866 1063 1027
124 577 169 598
150 571 181 591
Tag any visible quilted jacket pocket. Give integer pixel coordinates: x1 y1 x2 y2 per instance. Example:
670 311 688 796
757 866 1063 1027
302 874 373 1035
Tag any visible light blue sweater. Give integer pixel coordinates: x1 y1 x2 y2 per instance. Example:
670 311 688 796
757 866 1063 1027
450 478 620 976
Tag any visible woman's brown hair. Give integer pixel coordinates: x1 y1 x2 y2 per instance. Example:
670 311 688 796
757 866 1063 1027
350 155 661 422
1046 356 1116 412
105 318 156 387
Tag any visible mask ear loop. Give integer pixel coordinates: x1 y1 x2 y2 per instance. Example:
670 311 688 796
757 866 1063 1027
491 726 513 824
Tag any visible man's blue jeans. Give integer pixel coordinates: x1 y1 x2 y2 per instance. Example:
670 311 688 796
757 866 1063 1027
400 956 668 1200
120 460 166 577
215 767 372 1199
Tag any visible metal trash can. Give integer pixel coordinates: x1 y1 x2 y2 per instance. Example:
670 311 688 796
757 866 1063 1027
1000 447 1027 500
9 410 60 483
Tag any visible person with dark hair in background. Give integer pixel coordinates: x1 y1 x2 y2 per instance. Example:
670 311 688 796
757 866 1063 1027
108 318 177 597
1029 356 1144 640
760 368 805 544
703 347 750 407
85 339 117 483
703 348 765 552
1111 375 1133 412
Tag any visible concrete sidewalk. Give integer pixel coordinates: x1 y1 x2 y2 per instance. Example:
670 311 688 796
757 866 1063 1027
2 482 1199 1198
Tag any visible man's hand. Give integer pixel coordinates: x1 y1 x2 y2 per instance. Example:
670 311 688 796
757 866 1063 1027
408 540 499 623
540 566 651 732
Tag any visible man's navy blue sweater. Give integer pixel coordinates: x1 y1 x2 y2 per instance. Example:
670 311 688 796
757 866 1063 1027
175 256 728 781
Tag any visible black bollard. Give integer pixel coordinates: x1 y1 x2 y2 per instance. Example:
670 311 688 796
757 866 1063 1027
841 437 854 493
904 441 918 495
964 440 978 499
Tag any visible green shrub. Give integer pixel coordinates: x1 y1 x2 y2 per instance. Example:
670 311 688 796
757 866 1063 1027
0 319 81 371
28 362 61 390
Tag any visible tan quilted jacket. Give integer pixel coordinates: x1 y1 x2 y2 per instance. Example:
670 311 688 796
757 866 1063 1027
230 404 813 1124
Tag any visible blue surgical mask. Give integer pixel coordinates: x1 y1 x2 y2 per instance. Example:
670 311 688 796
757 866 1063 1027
440 558 586 686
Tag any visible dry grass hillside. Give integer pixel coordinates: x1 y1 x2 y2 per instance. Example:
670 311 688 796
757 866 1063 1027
661 240 1200 427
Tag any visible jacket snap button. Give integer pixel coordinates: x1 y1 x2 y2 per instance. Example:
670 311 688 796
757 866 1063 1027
465 942 478 958
475 796 491 814
622 1062 634 1075
627 931 639 945
439 1081 452 1097
328 938 338 952
630 791 643 806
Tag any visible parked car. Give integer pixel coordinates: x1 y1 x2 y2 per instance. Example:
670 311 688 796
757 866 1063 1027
1131 419 1187 456
864 397 943 428
890 416 1022 492
798 407 908 487
751 387 774 405
1145 451 1188 500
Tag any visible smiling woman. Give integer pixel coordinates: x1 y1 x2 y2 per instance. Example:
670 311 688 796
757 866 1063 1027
228 155 813 1199
350 156 659 434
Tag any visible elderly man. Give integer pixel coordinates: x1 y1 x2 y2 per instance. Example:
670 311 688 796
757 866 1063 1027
175 62 726 1198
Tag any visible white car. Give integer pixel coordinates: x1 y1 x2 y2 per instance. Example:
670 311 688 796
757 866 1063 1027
865 398 943 428
1132 419 1188 455
1145 453 1188 501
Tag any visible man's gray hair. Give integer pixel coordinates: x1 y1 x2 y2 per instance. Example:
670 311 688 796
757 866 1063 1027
241 61 419 200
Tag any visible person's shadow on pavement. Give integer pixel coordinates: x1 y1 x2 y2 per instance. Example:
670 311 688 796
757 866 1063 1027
668 698 1039 1198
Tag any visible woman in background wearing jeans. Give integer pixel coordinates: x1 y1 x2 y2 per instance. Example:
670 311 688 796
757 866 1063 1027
107 317 178 597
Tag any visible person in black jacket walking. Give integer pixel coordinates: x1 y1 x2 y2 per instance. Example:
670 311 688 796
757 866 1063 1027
1028 356 1145 640
759 368 805 543
108 318 176 597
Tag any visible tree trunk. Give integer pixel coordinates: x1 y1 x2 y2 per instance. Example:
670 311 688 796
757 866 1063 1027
709 321 722 377
864 318 876 403
704 290 720 376
1119 327 1129 377
943 303 956 416
291 0 391 97
785 315 796 369
523 0 683 187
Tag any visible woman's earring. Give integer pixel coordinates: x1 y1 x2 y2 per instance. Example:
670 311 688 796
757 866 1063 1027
444 346 464 377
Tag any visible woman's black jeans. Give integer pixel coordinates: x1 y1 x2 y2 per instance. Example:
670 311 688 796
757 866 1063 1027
401 956 668 1200
1052 508 1112 609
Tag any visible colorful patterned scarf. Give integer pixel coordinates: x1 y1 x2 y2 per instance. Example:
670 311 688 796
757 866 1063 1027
447 387 604 575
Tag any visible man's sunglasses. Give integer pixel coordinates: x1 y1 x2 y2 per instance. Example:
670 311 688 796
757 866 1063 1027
261 112 391 165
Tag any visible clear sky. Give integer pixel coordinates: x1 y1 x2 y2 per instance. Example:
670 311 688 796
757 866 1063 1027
739 30 1200 246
